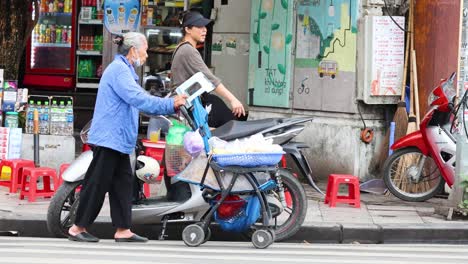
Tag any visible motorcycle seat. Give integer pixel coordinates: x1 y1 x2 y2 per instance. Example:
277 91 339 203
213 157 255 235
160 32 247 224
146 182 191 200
212 118 282 141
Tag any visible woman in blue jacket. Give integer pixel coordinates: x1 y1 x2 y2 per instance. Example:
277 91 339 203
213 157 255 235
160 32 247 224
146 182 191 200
68 32 187 243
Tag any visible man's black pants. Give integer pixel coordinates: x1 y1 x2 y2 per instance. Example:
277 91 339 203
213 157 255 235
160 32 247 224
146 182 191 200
74 146 133 229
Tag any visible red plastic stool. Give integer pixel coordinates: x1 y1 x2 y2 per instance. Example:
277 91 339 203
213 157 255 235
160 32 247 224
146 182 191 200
324 174 360 208
0 159 35 193
20 167 58 202
58 163 70 187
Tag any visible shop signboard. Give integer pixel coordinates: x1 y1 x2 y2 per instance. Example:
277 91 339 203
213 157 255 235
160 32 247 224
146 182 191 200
103 0 141 35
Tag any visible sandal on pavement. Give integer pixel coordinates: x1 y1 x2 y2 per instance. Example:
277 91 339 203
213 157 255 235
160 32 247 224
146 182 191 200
68 232 99 242
115 234 148 243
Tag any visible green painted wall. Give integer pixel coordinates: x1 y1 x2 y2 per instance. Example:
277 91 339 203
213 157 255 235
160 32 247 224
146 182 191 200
248 0 293 108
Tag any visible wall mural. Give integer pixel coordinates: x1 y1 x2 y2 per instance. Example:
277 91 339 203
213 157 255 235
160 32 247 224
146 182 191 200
293 0 358 112
248 0 293 108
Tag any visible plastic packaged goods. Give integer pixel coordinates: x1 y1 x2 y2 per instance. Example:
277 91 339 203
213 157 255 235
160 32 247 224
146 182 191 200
209 133 283 154
58 101 66 135
50 100 59 135
166 120 190 145
26 100 35 133
41 101 50 134
65 100 73 135
183 129 204 157
5 112 18 128
36 101 43 132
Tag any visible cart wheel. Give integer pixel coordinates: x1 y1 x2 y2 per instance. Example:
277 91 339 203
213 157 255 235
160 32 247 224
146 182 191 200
203 227 211 244
252 229 274 249
182 224 205 247
267 229 276 242
196 223 211 244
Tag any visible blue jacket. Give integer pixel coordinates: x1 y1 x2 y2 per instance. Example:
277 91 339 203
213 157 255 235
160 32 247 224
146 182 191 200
88 55 175 154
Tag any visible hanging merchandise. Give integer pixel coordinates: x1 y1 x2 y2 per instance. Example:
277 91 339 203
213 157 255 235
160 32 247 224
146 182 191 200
103 0 141 35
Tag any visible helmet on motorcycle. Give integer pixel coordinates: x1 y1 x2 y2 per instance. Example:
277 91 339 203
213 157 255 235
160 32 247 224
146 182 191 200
135 155 160 184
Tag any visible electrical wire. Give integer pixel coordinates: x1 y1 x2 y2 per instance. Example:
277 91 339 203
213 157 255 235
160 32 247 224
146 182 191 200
383 0 408 32
356 101 367 129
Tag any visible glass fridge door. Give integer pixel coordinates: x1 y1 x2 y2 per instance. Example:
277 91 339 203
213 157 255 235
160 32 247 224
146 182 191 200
28 0 75 74
144 26 182 74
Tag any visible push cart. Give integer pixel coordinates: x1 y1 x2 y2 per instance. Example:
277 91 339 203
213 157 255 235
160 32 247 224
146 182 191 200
181 153 285 249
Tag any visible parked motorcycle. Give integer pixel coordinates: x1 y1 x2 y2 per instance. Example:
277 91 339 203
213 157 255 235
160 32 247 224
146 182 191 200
47 73 322 242
383 72 458 202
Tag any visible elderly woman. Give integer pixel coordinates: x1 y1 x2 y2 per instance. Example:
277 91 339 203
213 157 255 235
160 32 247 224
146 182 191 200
68 32 187 243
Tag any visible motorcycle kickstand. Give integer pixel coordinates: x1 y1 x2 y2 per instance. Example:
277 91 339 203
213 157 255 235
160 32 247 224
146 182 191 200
158 216 169 241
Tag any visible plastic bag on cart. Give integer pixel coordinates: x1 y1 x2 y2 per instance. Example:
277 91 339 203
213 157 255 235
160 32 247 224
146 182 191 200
183 129 204 157
214 195 261 232
175 156 274 192
174 153 219 188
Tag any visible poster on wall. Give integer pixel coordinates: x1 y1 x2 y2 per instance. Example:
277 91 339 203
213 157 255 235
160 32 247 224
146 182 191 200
369 16 405 96
292 0 358 112
103 0 140 35
248 0 294 108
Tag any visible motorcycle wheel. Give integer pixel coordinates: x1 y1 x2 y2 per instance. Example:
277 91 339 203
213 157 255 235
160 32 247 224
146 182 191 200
269 168 307 241
383 147 445 202
47 181 82 238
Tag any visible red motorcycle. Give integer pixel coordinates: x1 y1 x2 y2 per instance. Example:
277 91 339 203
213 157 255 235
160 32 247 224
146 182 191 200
383 73 458 202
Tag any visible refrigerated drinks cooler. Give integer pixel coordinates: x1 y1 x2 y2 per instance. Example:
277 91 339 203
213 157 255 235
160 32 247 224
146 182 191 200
24 0 77 90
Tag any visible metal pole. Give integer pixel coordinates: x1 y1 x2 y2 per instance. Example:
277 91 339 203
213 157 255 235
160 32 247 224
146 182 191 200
451 0 468 210
33 109 39 168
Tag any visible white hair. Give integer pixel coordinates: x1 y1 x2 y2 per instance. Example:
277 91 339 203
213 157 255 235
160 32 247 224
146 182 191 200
116 32 147 55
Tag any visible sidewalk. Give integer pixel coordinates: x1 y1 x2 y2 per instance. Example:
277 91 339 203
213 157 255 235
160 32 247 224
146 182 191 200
1 182 468 243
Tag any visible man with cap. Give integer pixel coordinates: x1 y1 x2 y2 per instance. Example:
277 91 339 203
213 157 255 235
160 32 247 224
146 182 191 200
171 10 245 125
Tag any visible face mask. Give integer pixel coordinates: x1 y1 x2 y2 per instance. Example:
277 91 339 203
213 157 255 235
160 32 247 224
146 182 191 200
133 48 142 67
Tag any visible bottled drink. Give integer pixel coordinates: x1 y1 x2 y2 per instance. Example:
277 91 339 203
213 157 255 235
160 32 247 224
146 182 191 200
41 101 50 134
58 101 66 135
34 24 40 43
36 101 43 133
64 0 70 13
50 24 56 43
56 26 62 43
79 35 84 50
89 36 94 50
40 23 46 43
26 100 35 134
62 25 68 43
40 0 47 12
45 25 51 43
57 0 64 13
50 100 59 135
48 1 54 13
84 36 89 50
67 26 72 44
65 101 74 135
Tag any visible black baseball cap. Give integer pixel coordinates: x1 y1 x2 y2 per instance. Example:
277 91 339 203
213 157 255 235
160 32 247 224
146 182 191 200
182 11 213 27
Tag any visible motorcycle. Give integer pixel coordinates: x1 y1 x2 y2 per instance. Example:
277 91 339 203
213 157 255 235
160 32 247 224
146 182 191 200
47 73 322 242
383 72 458 202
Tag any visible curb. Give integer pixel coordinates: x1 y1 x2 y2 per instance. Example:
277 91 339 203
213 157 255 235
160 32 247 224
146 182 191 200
2 218 468 243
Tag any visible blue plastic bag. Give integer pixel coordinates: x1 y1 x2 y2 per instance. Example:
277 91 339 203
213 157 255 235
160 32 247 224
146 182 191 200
214 195 261 232
191 97 211 153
